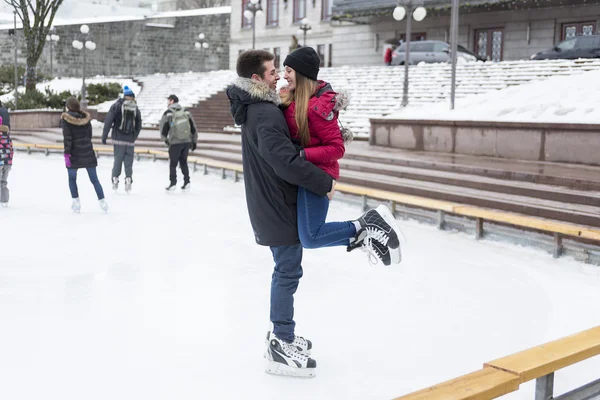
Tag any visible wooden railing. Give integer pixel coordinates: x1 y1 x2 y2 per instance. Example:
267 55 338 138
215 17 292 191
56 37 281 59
394 326 600 400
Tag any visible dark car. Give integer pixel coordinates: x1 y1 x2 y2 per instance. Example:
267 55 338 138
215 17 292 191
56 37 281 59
531 35 600 60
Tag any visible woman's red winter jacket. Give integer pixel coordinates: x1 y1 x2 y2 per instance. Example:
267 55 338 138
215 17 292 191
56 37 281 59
282 81 345 180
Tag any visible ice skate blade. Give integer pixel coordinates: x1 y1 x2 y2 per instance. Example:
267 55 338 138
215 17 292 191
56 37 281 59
264 359 316 378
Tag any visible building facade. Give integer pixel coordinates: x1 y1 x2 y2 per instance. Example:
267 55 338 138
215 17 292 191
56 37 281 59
0 8 231 77
229 0 335 70
331 0 600 66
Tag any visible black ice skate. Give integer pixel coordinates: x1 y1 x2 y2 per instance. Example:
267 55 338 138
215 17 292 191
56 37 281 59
348 229 392 266
264 332 316 378
349 204 402 265
165 183 176 191
265 331 312 356
181 182 190 190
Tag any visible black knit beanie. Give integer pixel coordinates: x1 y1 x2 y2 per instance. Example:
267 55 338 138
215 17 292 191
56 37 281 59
283 47 320 81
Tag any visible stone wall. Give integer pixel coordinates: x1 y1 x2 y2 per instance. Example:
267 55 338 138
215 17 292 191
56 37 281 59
370 118 600 166
0 13 230 78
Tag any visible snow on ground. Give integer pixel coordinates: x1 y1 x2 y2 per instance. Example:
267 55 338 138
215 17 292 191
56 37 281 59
1 77 140 112
390 69 600 124
1 154 600 400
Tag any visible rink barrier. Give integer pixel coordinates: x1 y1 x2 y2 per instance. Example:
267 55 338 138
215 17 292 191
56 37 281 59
394 325 600 400
14 143 600 260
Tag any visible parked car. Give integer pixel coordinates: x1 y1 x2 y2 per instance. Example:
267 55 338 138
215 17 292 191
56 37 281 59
531 35 600 60
390 40 480 65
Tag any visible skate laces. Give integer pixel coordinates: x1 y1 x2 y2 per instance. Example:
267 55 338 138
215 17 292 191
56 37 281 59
293 336 308 349
281 341 308 362
361 235 381 266
365 226 389 246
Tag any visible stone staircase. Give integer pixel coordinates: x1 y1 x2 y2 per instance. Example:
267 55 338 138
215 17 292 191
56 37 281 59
188 90 233 134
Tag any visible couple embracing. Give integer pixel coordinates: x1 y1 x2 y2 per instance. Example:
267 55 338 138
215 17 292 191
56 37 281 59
227 48 402 378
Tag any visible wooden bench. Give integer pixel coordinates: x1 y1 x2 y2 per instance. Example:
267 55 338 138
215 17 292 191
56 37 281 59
393 367 520 400
484 326 600 383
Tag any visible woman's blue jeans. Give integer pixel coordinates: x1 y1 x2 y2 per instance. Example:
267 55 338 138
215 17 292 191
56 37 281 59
68 168 105 200
297 186 356 249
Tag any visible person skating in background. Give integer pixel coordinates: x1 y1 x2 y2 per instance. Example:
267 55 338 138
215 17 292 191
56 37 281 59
281 46 402 266
0 101 10 129
102 85 142 193
159 94 198 191
0 116 13 207
62 97 108 213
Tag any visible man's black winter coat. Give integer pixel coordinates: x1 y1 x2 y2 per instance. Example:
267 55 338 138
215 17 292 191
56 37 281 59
227 77 333 247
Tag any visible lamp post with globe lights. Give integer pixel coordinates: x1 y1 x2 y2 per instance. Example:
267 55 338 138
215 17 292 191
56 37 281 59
46 26 59 77
297 18 312 47
195 33 210 71
72 24 96 109
244 0 264 50
393 2 427 107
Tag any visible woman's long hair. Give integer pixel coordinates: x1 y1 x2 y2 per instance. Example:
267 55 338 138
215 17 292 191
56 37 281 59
281 73 318 146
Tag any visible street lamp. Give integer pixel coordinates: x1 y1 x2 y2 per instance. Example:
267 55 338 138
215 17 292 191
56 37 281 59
244 0 264 50
46 26 60 77
72 24 96 109
195 33 210 71
393 2 427 107
297 18 312 47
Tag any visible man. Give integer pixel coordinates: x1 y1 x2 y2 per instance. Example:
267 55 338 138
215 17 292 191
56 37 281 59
102 85 142 193
159 94 198 190
227 50 335 378
0 101 10 129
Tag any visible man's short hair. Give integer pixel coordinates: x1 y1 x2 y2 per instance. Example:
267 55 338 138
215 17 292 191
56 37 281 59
236 50 275 79
167 94 179 103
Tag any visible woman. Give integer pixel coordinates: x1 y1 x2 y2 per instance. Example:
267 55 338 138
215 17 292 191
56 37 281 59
0 116 12 207
281 47 402 265
62 97 108 213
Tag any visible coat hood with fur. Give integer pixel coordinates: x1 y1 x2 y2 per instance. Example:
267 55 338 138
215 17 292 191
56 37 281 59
227 77 281 126
61 110 91 126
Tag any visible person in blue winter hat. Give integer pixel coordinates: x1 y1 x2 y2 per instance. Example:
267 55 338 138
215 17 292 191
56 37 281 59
101 85 142 193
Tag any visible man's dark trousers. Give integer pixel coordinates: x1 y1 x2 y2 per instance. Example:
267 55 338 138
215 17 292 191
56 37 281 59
169 142 191 185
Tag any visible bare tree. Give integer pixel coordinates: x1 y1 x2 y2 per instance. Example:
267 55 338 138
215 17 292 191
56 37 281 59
178 0 229 10
5 0 65 92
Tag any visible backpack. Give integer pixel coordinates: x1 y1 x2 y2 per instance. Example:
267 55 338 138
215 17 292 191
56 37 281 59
119 99 138 134
170 108 191 141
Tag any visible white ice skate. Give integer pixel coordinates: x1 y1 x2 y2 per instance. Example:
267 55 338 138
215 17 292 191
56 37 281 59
1 202 7 208
124 177 132 193
71 198 81 213
264 332 316 378
99 199 108 213
112 177 119 191
265 331 312 356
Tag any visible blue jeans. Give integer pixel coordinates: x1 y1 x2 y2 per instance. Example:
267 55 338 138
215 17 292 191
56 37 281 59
68 168 105 200
270 244 303 343
297 187 356 249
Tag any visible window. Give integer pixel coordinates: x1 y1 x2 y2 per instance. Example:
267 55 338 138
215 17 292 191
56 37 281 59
322 0 333 21
267 0 278 27
562 22 596 40
328 44 333 67
557 38 576 51
433 42 449 53
294 0 306 23
475 28 504 61
242 0 252 28
412 42 434 52
274 47 281 68
399 32 427 42
317 44 326 67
